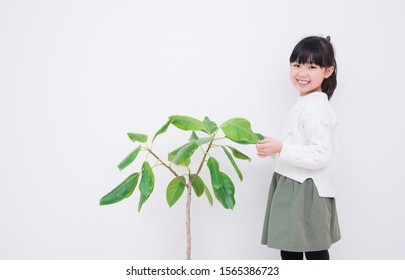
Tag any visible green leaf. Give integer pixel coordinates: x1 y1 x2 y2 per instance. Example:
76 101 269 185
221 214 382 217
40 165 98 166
138 194 148 212
220 118 259 144
117 145 141 171
166 176 186 207
171 115 206 131
127 133 148 143
189 131 199 141
203 116 218 134
207 157 222 190
190 174 205 197
222 147 243 181
152 117 173 142
195 137 212 146
169 137 211 166
170 141 197 166
138 161 155 211
255 133 265 140
168 145 191 167
212 172 236 209
204 185 213 206
139 161 154 196
227 139 254 145
226 145 251 162
99 172 140 205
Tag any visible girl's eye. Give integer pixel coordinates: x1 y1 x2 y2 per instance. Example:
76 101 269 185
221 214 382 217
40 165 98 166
292 64 300 68
309 65 318 69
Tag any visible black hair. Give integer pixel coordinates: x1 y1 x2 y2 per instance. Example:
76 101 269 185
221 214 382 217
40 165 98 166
289 36 337 100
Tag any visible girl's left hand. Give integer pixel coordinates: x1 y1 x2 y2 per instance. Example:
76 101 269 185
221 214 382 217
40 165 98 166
256 136 283 158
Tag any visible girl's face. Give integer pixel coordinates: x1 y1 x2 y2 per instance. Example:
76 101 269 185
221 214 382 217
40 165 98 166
290 61 334 96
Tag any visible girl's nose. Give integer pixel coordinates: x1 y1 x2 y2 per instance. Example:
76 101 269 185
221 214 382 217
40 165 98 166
297 69 308 77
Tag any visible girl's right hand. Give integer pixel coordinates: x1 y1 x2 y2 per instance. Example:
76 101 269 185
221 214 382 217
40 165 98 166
256 136 283 158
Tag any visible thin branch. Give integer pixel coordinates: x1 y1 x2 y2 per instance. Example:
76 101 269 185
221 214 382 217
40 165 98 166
147 148 187 186
190 139 214 186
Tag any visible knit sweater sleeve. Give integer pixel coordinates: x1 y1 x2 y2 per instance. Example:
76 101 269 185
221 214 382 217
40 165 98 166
278 105 333 170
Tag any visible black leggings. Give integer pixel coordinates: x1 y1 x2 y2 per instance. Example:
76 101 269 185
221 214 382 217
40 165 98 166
280 250 330 260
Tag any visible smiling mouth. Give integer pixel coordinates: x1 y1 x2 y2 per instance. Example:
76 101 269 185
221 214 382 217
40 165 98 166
297 80 310 85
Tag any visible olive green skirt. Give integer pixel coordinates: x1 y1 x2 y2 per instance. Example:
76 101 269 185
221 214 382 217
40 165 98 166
261 173 341 252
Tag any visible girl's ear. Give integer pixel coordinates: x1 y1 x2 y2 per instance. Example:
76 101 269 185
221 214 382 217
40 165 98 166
325 66 335 78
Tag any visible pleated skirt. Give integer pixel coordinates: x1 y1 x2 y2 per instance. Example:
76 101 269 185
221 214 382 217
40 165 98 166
261 173 341 252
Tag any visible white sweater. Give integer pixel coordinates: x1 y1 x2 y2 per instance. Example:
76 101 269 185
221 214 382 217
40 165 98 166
274 92 339 197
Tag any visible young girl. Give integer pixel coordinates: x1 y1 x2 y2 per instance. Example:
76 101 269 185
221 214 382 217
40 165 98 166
256 36 341 260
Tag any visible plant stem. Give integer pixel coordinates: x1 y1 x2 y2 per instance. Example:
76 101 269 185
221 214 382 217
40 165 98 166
149 139 214 260
185 139 215 260
186 182 192 260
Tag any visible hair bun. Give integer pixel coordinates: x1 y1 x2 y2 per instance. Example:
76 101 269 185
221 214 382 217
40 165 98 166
326 35 331 42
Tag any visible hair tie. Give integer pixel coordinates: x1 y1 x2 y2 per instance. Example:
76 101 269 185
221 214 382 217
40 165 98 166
326 35 331 42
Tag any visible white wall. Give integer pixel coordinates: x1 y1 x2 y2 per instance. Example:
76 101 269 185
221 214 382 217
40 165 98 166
1 0 404 260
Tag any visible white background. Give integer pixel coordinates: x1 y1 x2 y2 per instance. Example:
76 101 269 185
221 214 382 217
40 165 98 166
1 0 404 260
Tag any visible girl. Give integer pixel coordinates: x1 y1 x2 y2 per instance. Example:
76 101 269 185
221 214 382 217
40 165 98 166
256 36 341 260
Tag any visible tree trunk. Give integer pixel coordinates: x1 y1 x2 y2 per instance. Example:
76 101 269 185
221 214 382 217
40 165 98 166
186 183 192 260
